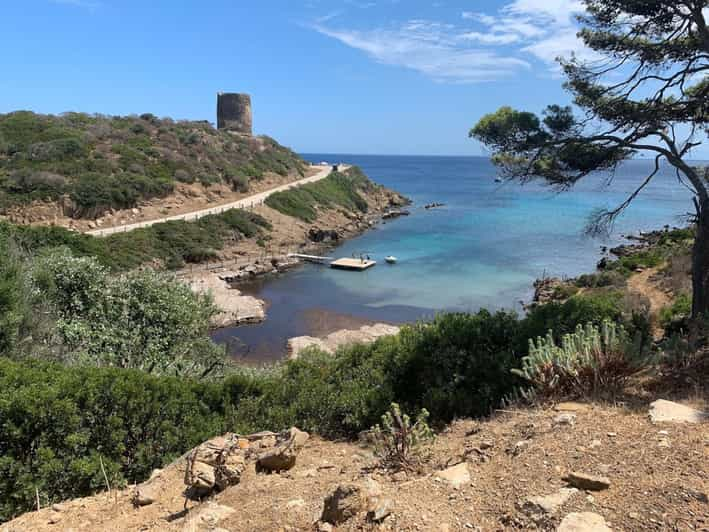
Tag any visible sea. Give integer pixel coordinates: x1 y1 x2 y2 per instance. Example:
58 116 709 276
212 154 694 362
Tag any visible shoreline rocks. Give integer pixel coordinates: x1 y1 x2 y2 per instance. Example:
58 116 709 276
288 323 401 358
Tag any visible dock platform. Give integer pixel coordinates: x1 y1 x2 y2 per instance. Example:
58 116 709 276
287 253 334 264
330 258 377 271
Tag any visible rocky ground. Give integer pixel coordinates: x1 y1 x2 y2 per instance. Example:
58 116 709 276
3 399 706 532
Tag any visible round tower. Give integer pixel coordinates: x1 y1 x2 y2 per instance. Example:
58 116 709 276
217 92 253 135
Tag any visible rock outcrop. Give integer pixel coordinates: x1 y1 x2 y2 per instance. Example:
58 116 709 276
183 428 309 499
288 323 400 358
648 399 707 424
308 228 340 243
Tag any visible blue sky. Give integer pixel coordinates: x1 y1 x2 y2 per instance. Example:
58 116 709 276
2 1 706 157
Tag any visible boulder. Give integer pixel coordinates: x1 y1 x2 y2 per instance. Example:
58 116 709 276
321 484 367 525
182 502 236 532
256 427 309 472
554 413 577 426
184 428 308 497
184 435 247 495
555 402 590 413
563 472 611 491
557 512 611 532
368 498 393 522
523 488 578 515
308 227 340 243
435 463 471 488
648 399 707 424
133 482 161 507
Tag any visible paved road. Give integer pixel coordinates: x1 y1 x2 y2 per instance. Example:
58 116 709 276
86 164 342 237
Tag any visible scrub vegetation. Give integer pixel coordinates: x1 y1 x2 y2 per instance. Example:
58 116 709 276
0 111 305 217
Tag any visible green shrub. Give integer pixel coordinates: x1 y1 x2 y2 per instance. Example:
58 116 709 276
659 293 692 334
371 403 434 471
31 250 227 378
0 207 271 271
265 167 371 222
0 111 306 215
390 311 521 422
512 320 647 402
574 270 625 288
0 359 229 522
520 292 624 349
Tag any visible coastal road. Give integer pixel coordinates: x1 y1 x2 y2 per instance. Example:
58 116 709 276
86 164 345 237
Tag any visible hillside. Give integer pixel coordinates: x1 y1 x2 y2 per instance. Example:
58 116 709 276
0 111 305 223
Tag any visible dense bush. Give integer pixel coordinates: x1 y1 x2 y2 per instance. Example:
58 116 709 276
0 206 271 270
574 270 625 289
512 320 649 402
265 167 372 222
0 238 33 355
659 293 692 334
30 250 227 378
0 295 646 520
0 359 229 522
233 311 523 437
520 292 625 349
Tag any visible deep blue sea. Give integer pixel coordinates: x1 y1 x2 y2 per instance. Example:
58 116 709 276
213 154 694 361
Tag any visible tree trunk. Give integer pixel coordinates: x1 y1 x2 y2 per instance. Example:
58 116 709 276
691 198 709 320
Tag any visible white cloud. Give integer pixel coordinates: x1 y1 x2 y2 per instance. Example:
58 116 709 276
460 31 521 45
313 21 530 83
504 0 584 25
312 0 593 82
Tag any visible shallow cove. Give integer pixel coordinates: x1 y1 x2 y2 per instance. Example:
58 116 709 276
213 154 693 363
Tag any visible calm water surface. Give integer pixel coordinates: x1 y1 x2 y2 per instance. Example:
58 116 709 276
212 154 693 362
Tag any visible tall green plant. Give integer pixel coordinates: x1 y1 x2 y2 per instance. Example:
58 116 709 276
513 320 646 401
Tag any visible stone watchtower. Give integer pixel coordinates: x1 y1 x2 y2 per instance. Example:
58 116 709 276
217 92 253 135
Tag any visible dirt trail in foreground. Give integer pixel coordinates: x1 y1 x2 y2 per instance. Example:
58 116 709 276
3 402 707 531
627 266 672 340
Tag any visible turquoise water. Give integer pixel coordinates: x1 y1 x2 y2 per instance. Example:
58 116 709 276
213 155 693 361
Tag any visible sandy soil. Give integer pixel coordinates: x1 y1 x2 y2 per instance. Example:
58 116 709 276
4 400 707 531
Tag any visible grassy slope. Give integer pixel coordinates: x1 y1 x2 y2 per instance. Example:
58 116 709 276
0 208 271 270
0 111 305 217
265 166 375 222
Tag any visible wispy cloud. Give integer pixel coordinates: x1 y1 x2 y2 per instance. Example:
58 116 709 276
312 20 530 83
313 0 593 83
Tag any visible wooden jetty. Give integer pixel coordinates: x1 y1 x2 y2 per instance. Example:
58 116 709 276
287 253 333 264
330 258 377 271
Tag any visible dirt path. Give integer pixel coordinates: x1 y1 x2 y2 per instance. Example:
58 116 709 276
86 164 341 237
627 266 671 339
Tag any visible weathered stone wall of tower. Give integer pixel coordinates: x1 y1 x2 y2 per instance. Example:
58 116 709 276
217 93 253 135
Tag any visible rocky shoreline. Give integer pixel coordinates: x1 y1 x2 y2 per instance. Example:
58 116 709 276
530 225 690 307
182 178 411 330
